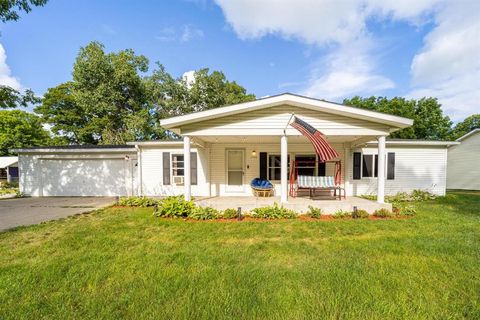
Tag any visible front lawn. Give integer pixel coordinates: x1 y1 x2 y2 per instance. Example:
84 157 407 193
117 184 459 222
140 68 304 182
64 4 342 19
0 192 479 319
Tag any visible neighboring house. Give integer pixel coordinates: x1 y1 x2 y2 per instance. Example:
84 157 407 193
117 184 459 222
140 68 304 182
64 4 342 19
447 129 480 191
15 94 458 203
0 157 19 184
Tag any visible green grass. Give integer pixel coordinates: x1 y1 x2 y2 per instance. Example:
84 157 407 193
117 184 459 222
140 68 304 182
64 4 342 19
1 192 479 319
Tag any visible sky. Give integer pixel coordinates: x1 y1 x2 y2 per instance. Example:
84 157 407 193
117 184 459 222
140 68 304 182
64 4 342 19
0 0 478 121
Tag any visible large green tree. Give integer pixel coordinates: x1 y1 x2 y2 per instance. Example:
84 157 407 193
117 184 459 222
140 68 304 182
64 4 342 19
0 0 47 22
36 42 156 144
0 85 39 109
343 96 452 140
450 114 480 140
0 109 52 155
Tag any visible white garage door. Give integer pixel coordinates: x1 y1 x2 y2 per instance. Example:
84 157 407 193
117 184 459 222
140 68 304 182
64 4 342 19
40 158 136 196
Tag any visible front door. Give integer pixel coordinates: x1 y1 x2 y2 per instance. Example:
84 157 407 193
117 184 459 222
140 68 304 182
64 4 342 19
226 149 245 192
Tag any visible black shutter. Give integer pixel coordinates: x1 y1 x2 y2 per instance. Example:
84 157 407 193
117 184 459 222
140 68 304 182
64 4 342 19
353 152 361 180
387 153 395 180
374 155 378 177
191 152 197 185
163 152 170 185
318 162 326 176
259 152 267 179
362 155 373 177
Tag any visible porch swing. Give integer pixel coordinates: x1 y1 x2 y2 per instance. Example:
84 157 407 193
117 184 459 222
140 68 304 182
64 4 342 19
288 159 345 200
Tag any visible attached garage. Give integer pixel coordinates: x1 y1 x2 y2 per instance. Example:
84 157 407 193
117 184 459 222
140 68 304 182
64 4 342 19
16 146 137 197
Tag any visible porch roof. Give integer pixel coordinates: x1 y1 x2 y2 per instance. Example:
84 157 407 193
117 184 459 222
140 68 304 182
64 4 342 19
160 93 413 130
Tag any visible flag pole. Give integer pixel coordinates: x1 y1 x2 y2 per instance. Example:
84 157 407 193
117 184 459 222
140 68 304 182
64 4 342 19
284 113 295 135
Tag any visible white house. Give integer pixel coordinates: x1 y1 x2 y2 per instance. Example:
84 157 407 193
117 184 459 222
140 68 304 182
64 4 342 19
447 129 480 191
0 156 19 184
15 94 458 207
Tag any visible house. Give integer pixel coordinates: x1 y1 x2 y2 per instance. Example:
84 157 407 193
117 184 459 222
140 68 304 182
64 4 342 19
0 156 19 184
447 129 480 191
15 94 458 211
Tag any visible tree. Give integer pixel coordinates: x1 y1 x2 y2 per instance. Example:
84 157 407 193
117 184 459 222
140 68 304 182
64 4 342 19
36 42 156 144
343 96 452 140
146 65 255 119
0 109 52 155
0 0 48 22
0 85 39 108
450 114 480 140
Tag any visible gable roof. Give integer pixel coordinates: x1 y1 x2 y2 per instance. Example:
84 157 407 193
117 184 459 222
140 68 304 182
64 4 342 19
160 93 413 130
455 129 480 142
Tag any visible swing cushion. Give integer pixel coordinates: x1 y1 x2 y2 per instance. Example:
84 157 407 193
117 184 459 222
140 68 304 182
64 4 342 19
250 178 274 190
297 175 337 188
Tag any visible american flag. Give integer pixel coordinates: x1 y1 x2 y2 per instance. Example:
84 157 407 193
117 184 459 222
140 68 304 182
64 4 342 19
290 116 339 162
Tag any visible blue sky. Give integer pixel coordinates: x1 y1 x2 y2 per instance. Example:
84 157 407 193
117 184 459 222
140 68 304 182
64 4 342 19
0 0 478 120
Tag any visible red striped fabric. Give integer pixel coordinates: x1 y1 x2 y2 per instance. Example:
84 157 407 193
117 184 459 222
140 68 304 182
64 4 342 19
290 116 339 162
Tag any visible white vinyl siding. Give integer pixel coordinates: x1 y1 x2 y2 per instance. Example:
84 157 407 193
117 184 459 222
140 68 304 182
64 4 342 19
180 105 390 136
349 146 448 196
447 132 480 190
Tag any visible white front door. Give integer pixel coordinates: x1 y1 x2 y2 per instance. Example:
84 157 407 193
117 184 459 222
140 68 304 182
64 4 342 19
226 149 245 192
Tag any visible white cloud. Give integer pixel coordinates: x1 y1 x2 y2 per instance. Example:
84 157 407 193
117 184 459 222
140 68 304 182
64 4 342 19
182 70 196 88
0 44 21 90
155 25 204 43
302 39 395 99
409 0 480 120
214 0 480 118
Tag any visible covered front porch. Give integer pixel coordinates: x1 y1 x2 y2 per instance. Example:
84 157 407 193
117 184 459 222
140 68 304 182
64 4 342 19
194 195 392 214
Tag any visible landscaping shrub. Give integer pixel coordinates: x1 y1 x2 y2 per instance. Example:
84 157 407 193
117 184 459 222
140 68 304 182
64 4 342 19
354 209 370 218
373 208 394 218
222 208 239 219
410 189 436 201
306 206 323 218
118 196 158 207
189 206 220 220
251 203 297 219
155 196 196 218
333 210 351 219
397 204 417 216
361 190 436 203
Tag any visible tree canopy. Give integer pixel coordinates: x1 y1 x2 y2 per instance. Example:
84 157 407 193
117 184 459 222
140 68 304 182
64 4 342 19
449 114 480 140
0 109 52 155
0 0 48 22
0 86 39 109
343 96 452 140
36 41 256 145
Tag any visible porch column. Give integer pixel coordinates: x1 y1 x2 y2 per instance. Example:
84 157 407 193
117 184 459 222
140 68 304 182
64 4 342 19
184 136 191 201
281 135 288 203
377 135 386 203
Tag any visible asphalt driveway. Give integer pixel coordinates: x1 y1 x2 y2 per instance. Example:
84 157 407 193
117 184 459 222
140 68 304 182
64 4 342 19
0 197 115 232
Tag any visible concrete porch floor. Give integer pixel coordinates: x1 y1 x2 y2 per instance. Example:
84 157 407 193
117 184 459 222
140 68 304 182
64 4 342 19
194 196 392 214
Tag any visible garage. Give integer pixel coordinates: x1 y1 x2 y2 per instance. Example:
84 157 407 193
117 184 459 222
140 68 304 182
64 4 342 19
16 146 137 197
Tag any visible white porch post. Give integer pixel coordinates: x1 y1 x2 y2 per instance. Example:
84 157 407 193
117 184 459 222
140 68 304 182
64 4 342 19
183 136 191 201
281 135 288 203
377 135 386 203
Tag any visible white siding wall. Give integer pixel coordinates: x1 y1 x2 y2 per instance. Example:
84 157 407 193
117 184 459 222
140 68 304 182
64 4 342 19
18 152 137 196
349 146 448 196
447 133 480 190
140 146 210 197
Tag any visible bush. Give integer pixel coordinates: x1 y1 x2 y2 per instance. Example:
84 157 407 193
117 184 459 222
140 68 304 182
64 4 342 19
354 209 370 218
222 208 239 219
333 210 351 219
410 189 436 201
251 203 297 219
118 196 158 207
306 206 323 218
373 208 394 218
155 196 196 218
189 206 220 220
397 204 417 216
362 190 436 203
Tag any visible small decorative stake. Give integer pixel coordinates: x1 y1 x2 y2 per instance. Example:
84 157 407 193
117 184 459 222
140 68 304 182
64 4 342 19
115 195 120 205
353 206 358 219
237 207 243 221
153 203 158 216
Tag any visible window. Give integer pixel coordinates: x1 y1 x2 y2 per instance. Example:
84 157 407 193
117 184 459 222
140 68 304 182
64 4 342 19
362 154 373 177
171 154 184 177
0 168 6 179
295 155 316 176
267 154 290 180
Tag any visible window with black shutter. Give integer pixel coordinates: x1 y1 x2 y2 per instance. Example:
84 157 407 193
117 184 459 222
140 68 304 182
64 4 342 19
387 152 395 180
353 152 361 180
